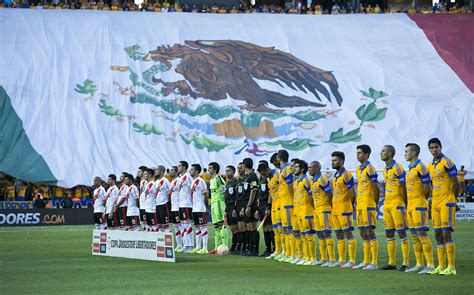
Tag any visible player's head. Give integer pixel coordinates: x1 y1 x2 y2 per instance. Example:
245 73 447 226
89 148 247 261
120 172 128 183
107 174 117 185
178 161 189 174
243 158 253 170
143 168 154 181
169 166 178 178
405 143 420 162
293 159 302 176
331 151 345 170
277 149 289 164
258 160 268 166
190 164 202 178
93 176 102 187
270 153 280 168
208 162 220 176
308 161 321 177
257 162 271 178
381 145 395 162
356 144 371 163
237 162 245 177
290 158 299 174
124 173 134 185
428 137 442 158
226 165 236 179
137 166 148 178
461 165 465 170
155 165 166 178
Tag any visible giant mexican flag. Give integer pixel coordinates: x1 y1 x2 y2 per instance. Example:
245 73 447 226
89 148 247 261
0 10 473 187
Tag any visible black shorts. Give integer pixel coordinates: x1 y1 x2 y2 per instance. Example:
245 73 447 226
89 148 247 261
94 212 104 224
127 215 140 226
170 211 180 224
258 207 272 226
156 203 171 225
192 212 207 225
179 207 192 221
146 212 157 226
106 211 118 228
117 207 128 226
140 209 147 222
225 208 238 226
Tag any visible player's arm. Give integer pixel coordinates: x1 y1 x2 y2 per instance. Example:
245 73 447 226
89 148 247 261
203 189 209 210
369 169 380 204
396 165 407 205
116 195 125 207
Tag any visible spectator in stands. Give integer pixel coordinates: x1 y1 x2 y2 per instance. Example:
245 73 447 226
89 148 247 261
24 183 35 201
62 194 73 208
33 189 47 208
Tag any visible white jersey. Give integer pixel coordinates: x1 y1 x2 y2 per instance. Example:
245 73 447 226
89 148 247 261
170 177 180 211
155 177 171 206
105 185 119 214
126 185 140 216
144 181 157 213
93 186 106 213
191 177 208 213
139 179 147 210
117 184 128 208
178 172 193 208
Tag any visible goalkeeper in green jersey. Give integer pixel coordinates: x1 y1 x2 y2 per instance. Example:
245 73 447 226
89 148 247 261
208 162 229 250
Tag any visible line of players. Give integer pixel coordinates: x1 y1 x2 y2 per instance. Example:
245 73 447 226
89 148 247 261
260 138 458 276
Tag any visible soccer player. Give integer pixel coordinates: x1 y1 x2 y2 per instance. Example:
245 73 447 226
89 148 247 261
234 163 249 254
257 160 274 257
137 166 149 230
208 162 229 250
92 176 106 230
292 160 315 265
308 161 336 267
353 145 379 270
116 173 129 230
404 143 435 274
123 173 140 231
143 168 158 231
458 166 466 198
169 166 183 251
155 166 171 232
224 165 241 254
238 158 259 256
266 153 284 260
178 161 195 253
190 164 210 254
380 145 410 271
427 138 458 275
277 150 296 263
105 174 119 230
330 151 357 268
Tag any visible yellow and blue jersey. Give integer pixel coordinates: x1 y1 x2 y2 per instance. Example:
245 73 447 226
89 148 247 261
406 160 430 210
278 163 294 207
268 169 280 204
293 175 313 217
310 173 332 213
355 161 378 210
428 153 457 208
331 168 355 215
383 160 406 208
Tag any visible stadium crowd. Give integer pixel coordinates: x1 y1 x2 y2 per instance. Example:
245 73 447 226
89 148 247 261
0 0 472 14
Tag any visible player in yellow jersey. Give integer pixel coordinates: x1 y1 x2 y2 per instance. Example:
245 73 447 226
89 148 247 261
292 160 315 265
457 166 466 198
276 150 297 263
427 138 458 276
404 143 435 274
308 161 336 267
380 145 410 272
330 151 357 268
353 145 379 270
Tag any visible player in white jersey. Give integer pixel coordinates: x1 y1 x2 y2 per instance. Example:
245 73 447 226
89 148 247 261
105 174 119 230
154 165 171 232
117 173 140 231
143 168 158 231
168 166 183 250
178 161 195 252
115 173 129 230
92 177 106 230
190 164 210 254
137 166 148 230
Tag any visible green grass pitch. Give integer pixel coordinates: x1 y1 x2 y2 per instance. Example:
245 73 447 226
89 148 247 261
1 221 473 294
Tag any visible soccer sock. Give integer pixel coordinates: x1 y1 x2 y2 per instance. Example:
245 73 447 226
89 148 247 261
363 239 371 265
302 235 309 260
437 244 446 269
230 232 237 252
295 236 303 259
274 231 281 254
264 231 271 253
348 238 357 263
270 231 275 251
254 230 260 253
285 234 291 257
195 227 202 250
337 238 346 263
446 241 455 268
318 238 327 262
326 237 335 262
401 237 410 266
419 235 434 267
280 230 286 255
221 227 229 247
235 232 242 251
370 239 378 265
202 225 209 250
244 231 250 252
289 235 296 257
412 235 423 267
175 226 183 248
214 227 222 248
387 238 396 266
187 223 194 247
